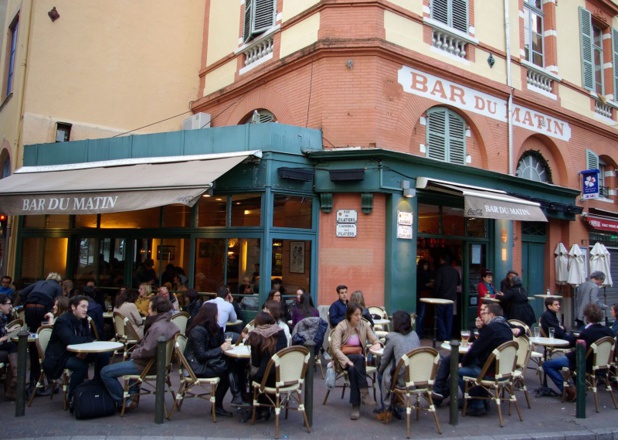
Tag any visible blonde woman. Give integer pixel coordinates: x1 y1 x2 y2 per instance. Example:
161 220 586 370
135 283 153 316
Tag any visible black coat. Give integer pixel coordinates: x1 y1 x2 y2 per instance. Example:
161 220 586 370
250 329 287 385
500 286 536 326
20 280 62 310
184 324 226 377
43 312 93 379
461 317 513 369
567 323 614 371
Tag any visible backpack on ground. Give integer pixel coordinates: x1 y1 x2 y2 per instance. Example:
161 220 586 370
73 378 116 420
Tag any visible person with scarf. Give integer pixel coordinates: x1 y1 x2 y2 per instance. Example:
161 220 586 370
476 268 496 318
495 275 536 326
457 302 513 417
245 311 287 421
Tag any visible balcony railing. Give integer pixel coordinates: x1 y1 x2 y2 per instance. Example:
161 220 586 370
595 99 612 119
432 29 467 59
241 35 274 67
526 68 553 93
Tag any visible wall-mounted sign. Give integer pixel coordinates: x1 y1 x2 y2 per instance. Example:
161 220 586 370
398 211 413 226
336 223 357 237
581 169 599 200
397 225 413 240
336 209 358 223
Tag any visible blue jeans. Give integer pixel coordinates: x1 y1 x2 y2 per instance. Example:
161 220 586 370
65 352 110 398
100 359 139 403
541 355 569 393
458 365 483 409
437 304 453 341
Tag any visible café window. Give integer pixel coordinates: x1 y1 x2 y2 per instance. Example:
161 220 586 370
231 194 261 227
21 237 68 283
273 195 312 229
198 195 227 227
23 215 70 229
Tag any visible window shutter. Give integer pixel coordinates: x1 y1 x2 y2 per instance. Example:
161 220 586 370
612 28 618 102
579 7 594 91
586 149 599 170
252 0 275 35
452 0 468 34
431 0 449 26
447 113 466 165
427 109 447 161
243 0 252 42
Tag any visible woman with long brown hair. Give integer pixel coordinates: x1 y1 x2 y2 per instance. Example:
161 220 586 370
114 289 144 338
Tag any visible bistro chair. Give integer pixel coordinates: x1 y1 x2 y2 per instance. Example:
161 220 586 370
27 325 66 408
170 311 190 335
512 335 532 408
538 317 571 358
168 333 219 422
113 312 140 360
561 336 617 412
119 337 176 417
368 306 390 338
86 316 100 340
390 346 442 436
235 319 255 346
250 345 311 439
462 340 523 427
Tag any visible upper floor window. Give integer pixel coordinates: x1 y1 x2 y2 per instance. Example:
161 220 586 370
242 109 275 124
516 151 551 183
523 0 544 68
586 149 609 198
431 0 468 34
5 16 19 97
56 123 72 142
425 107 466 165
243 0 276 43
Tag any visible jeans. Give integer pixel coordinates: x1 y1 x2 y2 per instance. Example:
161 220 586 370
541 355 569 393
433 354 451 398
100 359 140 403
345 354 369 406
458 365 483 409
415 301 426 339
437 303 454 342
64 352 110 399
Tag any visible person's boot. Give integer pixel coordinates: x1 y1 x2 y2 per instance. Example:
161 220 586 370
350 405 360 420
229 372 249 407
4 353 18 401
360 388 376 407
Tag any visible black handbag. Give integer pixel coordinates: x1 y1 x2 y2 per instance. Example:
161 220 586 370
205 355 228 374
73 379 116 420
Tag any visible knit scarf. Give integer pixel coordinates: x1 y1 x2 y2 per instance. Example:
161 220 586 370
483 281 496 295
251 323 282 339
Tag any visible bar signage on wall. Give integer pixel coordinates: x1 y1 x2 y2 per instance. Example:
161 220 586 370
397 66 571 141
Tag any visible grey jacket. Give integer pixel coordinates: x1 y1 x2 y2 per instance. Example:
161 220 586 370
576 280 607 322
378 331 420 389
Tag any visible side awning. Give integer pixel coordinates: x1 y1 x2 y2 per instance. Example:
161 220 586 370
584 208 618 232
416 177 548 222
0 151 261 215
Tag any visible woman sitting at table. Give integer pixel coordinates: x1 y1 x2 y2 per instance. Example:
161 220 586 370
495 275 536 326
0 294 21 400
245 311 287 421
331 303 381 420
43 296 70 325
263 289 291 324
184 302 235 417
291 289 319 329
377 310 420 422
114 289 144 338
264 300 291 346
349 290 374 327
477 269 497 318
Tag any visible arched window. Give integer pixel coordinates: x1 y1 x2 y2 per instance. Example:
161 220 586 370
241 109 276 124
425 107 466 165
516 151 551 183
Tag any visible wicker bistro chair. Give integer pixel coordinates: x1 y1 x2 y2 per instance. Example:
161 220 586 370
119 337 176 417
539 318 572 358
112 312 140 360
462 340 523 427
86 316 100 341
168 333 219 422
235 319 255 346
561 336 617 412
512 335 533 409
250 345 311 439
390 347 442 437
170 311 190 335
368 306 390 339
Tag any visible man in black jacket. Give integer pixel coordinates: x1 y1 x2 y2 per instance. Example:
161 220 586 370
434 255 460 341
42 295 110 403
540 297 576 345
542 303 613 401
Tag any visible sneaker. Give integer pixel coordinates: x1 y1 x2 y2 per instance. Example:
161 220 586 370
431 391 444 406
350 405 360 420
231 395 250 408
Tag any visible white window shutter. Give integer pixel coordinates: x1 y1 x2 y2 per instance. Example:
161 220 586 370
431 0 449 26
586 149 599 170
252 0 276 34
427 109 447 161
448 114 466 165
580 7 594 91
243 0 252 42
612 28 618 102
452 0 468 34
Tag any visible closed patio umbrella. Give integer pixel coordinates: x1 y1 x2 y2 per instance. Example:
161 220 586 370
599 243 613 288
589 242 606 279
567 244 586 287
554 243 569 285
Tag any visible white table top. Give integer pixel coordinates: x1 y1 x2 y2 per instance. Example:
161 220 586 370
11 332 37 343
530 337 569 347
103 312 113 319
224 345 251 359
373 318 390 326
227 319 244 327
420 298 454 305
481 297 501 303
534 294 563 299
440 341 470 353
67 341 123 353
369 347 384 356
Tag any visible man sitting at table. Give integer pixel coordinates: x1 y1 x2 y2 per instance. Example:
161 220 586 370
328 284 348 328
100 295 179 410
541 303 613 402
42 295 110 407
206 285 238 332
540 297 576 345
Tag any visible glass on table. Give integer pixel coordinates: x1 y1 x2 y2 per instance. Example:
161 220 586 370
533 326 540 339
548 327 555 340
460 330 471 347
473 328 480 339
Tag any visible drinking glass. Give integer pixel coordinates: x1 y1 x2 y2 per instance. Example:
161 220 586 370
460 330 471 347
473 328 480 339
549 327 555 340
533 326 540 339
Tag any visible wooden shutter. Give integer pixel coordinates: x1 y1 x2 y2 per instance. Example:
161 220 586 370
447 113 466 165
431 0 448 26
586 149 599 170
452 0 468 34
243 0 252 42
612 28 618 101
253 0 275 34
427 108 447 161
580 7 594 91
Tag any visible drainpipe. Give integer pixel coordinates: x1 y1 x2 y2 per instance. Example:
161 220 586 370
504 0 514 175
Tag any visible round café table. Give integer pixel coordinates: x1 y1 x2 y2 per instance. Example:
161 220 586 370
67 341 123 354
420 298 454 348
224 345 250 359
530 336 570 387
440 341 470 354
369 346 384 357
481 297 501 303
534 294 563 300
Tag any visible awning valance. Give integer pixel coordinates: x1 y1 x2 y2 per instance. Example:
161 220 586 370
416 177 548 222
584 215 618 232
0 151 261 215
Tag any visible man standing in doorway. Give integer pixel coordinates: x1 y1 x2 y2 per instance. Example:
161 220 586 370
328 285 348 328
434 255 460 342
575 271 607 330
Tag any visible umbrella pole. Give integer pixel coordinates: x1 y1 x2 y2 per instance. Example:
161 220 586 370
604 287 609 326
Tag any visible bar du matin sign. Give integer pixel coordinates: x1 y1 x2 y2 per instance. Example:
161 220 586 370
336 209 357 238
398 66 571 142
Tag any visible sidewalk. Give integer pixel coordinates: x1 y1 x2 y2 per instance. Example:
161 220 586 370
2 342 618 440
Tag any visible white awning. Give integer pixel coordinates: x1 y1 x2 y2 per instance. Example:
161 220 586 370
416 177 547 222
0 151 261 215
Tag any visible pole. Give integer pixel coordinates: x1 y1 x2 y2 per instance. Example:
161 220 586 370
154 337 167 424
448 340 460 425
575 340 586 419
304 340 315 427
15 330 29 417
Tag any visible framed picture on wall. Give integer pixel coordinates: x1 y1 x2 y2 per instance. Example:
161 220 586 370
290 242 305 274
157 245 175 261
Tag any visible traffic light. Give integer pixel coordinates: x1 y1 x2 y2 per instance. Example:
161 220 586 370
0 215 6 238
